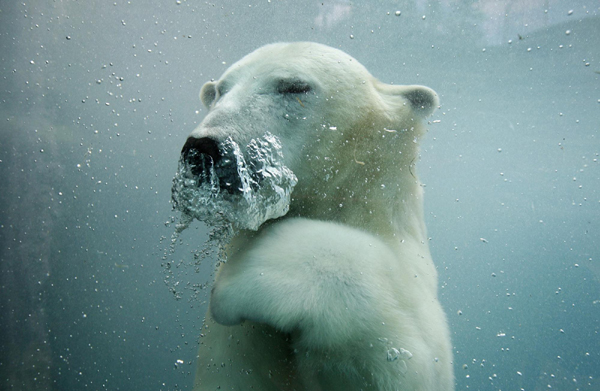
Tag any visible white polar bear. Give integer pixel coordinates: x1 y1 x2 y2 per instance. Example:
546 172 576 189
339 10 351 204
175 42 454 391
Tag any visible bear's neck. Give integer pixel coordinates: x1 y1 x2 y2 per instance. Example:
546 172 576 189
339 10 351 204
288 169 427 245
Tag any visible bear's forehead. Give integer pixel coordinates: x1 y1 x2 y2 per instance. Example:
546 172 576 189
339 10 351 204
220 42 373 84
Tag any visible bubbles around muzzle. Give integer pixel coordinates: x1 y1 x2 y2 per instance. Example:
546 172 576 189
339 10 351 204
171 132 298 231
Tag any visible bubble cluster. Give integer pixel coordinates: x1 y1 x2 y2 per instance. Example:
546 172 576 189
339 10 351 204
171 132 298 232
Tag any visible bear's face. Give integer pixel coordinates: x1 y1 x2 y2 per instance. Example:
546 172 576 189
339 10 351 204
172 42 438 231
190 43 377 175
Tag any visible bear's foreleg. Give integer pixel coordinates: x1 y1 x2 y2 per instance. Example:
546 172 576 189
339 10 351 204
210 218 395 343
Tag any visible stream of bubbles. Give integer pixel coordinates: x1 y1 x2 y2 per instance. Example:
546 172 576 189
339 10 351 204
163 132 297 300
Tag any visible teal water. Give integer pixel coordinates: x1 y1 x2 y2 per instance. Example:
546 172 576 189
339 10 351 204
1 1 598 389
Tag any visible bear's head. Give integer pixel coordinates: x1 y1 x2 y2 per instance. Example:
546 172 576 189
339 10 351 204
172 42 438 233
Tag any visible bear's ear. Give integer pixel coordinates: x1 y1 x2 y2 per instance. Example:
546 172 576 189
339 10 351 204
399 85 439 117
200 81 217 108
378 84 439 118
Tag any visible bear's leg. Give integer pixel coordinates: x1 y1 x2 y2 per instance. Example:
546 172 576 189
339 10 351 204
210 218 391 342
209 218 411 389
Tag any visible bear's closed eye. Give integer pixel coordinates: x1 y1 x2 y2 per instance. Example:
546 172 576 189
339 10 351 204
276 79 312 95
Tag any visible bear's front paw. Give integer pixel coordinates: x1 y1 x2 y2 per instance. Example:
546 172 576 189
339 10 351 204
209 285 245 326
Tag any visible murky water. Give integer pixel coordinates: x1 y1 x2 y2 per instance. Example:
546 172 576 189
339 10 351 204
3 2 599 390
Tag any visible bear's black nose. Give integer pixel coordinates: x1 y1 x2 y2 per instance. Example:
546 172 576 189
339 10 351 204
179 136 242 194
181 137 222 178
181 137 221 164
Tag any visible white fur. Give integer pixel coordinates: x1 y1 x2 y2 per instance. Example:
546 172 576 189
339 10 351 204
189 42 453 390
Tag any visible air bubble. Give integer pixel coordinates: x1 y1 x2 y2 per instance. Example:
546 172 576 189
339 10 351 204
387 348 400 361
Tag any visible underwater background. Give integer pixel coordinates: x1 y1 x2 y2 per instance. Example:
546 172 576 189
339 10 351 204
1 1 599 390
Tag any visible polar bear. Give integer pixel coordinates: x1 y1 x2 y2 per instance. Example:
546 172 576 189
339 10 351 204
174 42 454 390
